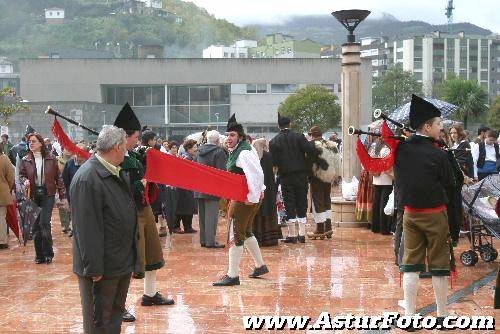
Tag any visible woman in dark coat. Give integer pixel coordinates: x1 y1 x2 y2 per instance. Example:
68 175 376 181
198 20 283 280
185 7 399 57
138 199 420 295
449 124 474 179
252 138 282 246
175 139 198 233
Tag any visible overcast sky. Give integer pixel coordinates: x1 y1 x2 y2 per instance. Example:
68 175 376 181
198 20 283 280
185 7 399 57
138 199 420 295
188 0 499 33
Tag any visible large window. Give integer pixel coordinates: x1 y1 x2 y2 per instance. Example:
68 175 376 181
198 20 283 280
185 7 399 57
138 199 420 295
246 84 267 94
168 85 230 124
271 84 297 93
104 85 165 106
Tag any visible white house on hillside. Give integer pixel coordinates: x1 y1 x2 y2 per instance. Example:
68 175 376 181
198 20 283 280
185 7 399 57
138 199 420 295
203 40 258 58
45 8 65 24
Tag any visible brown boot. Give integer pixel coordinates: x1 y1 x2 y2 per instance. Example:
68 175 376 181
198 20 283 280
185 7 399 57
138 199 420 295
307 222 325 240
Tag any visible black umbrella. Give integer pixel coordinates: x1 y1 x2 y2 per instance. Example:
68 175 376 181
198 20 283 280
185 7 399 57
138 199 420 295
16 189 42 246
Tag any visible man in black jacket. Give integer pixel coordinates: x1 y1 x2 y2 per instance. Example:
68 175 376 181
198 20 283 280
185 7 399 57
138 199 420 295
269 114 318 244
71 125 138 334
395 95 455 325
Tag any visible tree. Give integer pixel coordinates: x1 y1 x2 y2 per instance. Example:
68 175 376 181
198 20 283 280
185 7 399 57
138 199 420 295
439 76 489 129
488 96 500 130
0 87 30 126
373 65 422 113
278 85 341 133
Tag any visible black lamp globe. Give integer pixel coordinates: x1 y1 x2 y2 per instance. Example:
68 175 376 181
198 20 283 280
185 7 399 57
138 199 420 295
331 10 370 43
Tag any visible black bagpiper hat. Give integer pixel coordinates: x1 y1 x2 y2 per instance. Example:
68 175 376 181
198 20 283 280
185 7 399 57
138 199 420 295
226 114 244 134
409 94 441 130
114 102 141 131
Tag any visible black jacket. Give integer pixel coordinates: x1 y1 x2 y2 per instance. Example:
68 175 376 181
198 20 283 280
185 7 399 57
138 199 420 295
453 141 474 178
194 144 228 200
62 158 82 203
269 129 318 175
395 135 454 209
71 156 138 278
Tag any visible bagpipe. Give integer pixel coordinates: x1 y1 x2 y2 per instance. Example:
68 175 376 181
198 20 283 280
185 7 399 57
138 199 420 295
46 106 94 160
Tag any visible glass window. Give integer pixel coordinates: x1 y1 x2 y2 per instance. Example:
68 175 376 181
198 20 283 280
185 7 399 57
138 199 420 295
223 52 228 58
169 105 189 123
169 86 188 105
190 86 209 105
190 106 210 123
210 105 230 123
246 84 257 93
271 84 297 93
152 86 165 105
105 87 115 104
116 87 133 105
257 84 267 93
210 85 230 104
133 87 151 106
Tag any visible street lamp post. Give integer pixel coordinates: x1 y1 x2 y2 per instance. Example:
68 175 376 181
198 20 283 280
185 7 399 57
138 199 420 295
331 9 370 181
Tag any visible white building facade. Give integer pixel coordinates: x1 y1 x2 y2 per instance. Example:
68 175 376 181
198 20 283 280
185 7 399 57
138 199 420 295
202 40 257 58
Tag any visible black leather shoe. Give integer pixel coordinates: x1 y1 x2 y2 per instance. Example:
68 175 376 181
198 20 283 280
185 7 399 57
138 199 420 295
133 272 145 279
206 242 225 249
0 244 8 249
297 236 306 243
141 292 175 306
35 258 46 264
249 265 269 278
212 275 240 286
45 257 53 264
122 310 136 322
282 237 297 244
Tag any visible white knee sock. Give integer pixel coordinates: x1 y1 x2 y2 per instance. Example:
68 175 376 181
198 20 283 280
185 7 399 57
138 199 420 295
403 272 419 315
244 236 265 267
432 276 448 317
227 245 244 278
287 220 297 237
298 217 307 236
144 270 157 297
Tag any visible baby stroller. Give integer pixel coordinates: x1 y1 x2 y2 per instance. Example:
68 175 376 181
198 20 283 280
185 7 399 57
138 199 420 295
460 174 499 266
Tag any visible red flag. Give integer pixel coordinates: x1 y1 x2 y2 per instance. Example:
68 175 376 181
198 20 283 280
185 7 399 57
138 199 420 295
144 149 248 202
51 118 91 160
356 121 400 173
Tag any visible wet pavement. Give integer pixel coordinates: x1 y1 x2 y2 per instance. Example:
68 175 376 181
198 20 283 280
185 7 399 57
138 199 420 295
0 212 498 333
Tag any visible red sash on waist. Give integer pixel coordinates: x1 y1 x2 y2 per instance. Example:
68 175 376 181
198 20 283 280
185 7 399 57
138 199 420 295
404 205 447 213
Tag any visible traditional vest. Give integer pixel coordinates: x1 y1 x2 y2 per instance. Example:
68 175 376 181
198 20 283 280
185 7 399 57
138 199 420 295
477 142 499 168
226 140 252 175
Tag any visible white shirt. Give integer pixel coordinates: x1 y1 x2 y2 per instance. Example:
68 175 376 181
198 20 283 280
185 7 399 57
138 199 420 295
33 152 43 186
235 147 266 203
373 172 393 186
471 142 498 178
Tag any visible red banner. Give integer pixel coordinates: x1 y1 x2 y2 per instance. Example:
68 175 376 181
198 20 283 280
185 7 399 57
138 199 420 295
52 118 91 160
144 149 248 202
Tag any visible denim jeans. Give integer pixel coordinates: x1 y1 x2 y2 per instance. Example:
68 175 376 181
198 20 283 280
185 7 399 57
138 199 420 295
32 195 55 259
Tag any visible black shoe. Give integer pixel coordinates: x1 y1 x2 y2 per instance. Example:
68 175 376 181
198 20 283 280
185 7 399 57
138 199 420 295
122 310 136 322
0 244 8 249
282 236 297 244
249 265 269 278
133 272 145 279
184 228 198 234
141 292 175 306
45 257 53 264
68 231 73 237
213 275 240 286
35 258 46 264
297 236 306 243
206 242 225 249
201 243 206 247
158 227 168 237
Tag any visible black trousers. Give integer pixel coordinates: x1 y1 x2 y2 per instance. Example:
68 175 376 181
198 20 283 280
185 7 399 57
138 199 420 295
78 274 131 334
280 172 308 221
371 185 393 234
394 208 404 265
32 195 55 260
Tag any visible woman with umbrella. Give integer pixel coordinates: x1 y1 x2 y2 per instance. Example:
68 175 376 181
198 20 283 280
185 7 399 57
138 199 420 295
20 132 66 264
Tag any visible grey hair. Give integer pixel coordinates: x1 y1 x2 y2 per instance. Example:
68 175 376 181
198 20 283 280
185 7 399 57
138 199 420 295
96 125 126 153
206 130 220 145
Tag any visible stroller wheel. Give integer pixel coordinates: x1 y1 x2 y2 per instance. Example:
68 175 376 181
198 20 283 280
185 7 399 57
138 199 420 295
460 250 478 266
479 245 498 262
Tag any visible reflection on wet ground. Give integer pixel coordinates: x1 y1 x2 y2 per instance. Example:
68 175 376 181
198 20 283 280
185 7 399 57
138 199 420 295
0 213 497 333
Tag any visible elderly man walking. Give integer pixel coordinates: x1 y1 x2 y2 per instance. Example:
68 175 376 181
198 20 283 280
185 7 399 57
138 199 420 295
71 125 138 334
195 130 228 248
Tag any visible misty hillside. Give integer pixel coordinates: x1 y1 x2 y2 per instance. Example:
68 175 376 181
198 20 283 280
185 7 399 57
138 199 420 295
248 14 493 44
